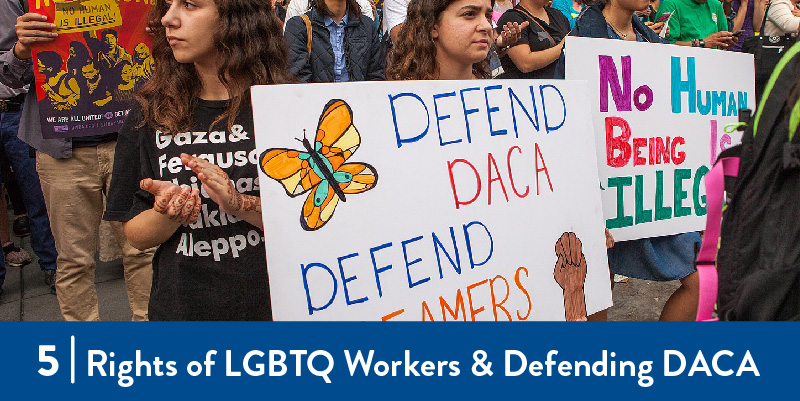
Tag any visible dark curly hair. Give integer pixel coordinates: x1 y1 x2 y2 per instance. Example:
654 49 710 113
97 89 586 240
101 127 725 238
386 0 493 80
137 0 292 134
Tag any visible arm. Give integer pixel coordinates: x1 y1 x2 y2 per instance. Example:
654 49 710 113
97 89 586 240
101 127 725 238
123 179 202 250
753 0 769 31
767 0 800 33
506 40 565 73
284 16 313 82
389 24 403 44
731 0 750 32
1 13 55 88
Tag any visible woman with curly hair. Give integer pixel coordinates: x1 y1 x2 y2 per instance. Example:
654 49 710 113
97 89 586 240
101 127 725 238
387 0 524 80
105 0 292 320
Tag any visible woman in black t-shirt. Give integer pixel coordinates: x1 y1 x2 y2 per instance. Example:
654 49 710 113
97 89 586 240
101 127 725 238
105 0 292 320
495 0 570 79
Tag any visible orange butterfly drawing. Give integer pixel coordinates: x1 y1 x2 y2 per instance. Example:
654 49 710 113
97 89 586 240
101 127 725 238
259 99 379 231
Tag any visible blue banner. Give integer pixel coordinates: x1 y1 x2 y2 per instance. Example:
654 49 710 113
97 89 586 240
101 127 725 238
0 322 792 399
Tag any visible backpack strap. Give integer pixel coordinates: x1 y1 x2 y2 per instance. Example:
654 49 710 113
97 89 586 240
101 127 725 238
511 6 556 47
695 155 740 321
300 13 312 63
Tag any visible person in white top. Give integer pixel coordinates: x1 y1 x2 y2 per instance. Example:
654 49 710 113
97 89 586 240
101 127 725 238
285 0 375 26
763 0 800 36
382 0 410 42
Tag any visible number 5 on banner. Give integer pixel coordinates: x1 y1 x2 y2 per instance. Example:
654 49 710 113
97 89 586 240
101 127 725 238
38 345 58 376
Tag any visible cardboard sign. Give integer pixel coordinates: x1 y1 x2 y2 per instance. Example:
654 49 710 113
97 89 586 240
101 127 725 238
29 0 154 139
565 37 755 241
252 80 612 321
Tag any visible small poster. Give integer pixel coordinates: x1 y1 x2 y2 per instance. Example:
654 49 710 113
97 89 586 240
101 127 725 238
29 0 154 139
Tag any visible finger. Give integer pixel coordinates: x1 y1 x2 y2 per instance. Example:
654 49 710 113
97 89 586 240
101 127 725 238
140 178 156 194
18 13 49 23
180 191 200 221
19 36 56 45
568 232 578 264
166 186 191 217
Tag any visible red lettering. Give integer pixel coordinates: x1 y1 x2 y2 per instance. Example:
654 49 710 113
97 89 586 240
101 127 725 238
507 146 529 198
534 143 553 195
633 137 647 166
605 116 632 167
648 137 656 165
671 136 686 165
447 159 481 209
487 153 509 206
489 275 512 321
656 136 670 164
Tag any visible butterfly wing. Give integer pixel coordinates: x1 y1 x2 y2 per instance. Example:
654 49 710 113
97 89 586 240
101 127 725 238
332 162 378 194
259 148 322 197
314 99 361 171
301 179 340 231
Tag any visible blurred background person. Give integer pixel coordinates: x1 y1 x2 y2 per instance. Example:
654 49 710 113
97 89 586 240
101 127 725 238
495 0 570 79
285 0 385 82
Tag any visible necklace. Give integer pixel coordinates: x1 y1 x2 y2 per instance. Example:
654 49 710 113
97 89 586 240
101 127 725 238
607 20 631 38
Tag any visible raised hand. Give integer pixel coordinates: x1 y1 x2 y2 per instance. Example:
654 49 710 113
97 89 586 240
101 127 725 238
496 20 530 49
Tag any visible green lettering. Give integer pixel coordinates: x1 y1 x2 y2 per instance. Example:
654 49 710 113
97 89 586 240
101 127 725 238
655 170 672 220
693 165 709 216
635 175 652 224
674 169 691 217
606 176 634 229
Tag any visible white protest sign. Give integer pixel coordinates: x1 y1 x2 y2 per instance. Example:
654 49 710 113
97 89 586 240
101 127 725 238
565 37 755 241
252 80 611 321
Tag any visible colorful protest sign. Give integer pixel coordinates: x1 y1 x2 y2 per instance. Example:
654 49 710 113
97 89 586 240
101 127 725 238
565 37 755 242
252 80 611 321
29 0 154 139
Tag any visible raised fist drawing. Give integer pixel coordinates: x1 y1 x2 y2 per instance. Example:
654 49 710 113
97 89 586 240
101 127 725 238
554 232 588 321
554 232 587 291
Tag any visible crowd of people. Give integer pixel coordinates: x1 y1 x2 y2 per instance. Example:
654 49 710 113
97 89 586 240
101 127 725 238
0 0 794 321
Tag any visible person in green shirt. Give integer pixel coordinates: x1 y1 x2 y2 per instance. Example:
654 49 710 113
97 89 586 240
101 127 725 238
656 0 737 48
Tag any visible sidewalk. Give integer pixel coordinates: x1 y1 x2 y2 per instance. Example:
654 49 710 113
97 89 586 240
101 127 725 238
0 234 680 321
0 234 132 321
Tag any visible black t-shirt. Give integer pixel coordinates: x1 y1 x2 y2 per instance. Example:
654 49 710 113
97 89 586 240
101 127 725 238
105 99 271 321
496 6 570 79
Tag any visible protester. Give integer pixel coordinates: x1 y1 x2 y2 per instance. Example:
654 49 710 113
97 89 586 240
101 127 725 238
566 0 702 321
727 0 754 51
285 0 385 82
0 0 60 299
104 0 292 320
763 0 800 36
2 5 154 320
494 0 569 79
656 0 737 48
553 0 585 27
382 0 411 44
